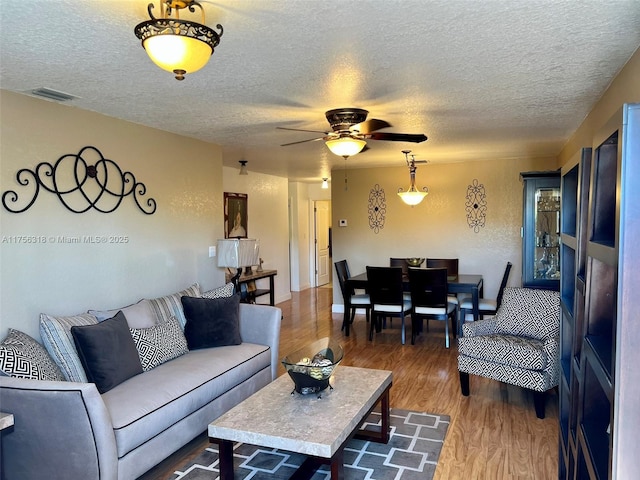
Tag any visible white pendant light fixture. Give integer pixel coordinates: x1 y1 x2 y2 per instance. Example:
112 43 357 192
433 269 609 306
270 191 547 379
325 137 367 157
238 160 248 175
321 178 329 189
134 1 223 80
397 150 429 206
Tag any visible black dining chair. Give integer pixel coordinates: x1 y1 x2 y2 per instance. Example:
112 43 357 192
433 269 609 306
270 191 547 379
390 258 413 306
408 267 458 348
426 258 463 308
334 260 371 333
389 258 409 276
426 258 459 276
366 266 412 344
459 262 512 331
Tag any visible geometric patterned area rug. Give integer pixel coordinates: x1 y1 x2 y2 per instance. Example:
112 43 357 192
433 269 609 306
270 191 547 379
171 408 450 480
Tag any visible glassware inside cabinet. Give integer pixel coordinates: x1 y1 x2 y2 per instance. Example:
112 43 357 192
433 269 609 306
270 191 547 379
534 187 561 280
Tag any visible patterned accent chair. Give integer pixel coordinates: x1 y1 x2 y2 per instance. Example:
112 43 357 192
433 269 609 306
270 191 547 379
457 287 560 418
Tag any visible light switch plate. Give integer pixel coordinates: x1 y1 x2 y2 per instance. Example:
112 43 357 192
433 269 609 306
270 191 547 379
208 246 216 257
339 219 347 227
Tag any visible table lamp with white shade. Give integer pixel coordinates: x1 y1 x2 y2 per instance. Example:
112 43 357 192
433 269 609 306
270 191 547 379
217 238 260 293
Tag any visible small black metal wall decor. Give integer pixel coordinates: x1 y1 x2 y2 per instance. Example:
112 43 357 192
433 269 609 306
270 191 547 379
2 146 156 214
465 179 486 233
368 184 386 234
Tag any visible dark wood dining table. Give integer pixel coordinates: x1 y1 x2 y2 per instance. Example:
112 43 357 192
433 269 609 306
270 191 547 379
343 272 484 337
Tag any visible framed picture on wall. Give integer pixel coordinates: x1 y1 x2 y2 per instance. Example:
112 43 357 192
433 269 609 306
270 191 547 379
224 192 248 238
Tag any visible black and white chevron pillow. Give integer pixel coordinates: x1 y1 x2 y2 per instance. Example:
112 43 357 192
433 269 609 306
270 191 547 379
202 282 235 299
0 329 65 381
130 316 189 371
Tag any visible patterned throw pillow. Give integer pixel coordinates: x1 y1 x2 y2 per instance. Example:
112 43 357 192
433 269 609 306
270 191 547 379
129 317 189 371
202 282 235 299
40 312 98 382
0 329 65 381
494 288 560 340
148 283 201 330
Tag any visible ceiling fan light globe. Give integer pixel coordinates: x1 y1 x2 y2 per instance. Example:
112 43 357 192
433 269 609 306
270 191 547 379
325 137 367 157
398 189 428 206
143 34 212 77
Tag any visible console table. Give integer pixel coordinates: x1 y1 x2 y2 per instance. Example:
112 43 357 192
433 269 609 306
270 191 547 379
226 269 277 306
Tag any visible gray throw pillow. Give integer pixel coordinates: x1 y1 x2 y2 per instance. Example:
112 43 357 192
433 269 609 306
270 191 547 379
181 294 242 350
89 299 157 329
71 311 143 393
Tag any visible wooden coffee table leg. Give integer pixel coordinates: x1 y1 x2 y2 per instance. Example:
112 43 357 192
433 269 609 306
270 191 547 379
330 448 345 479
380 386 390 443
354 385 391 443
217 439 234 480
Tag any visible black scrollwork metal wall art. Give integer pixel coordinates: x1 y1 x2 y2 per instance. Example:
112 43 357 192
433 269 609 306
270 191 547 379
465 179 486 233
2 146 157 214
368 184 386 233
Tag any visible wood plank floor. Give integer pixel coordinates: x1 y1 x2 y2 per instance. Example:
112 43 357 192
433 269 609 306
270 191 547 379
139 286 559 479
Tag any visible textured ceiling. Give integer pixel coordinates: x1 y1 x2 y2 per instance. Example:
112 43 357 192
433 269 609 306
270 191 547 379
1 0 639 182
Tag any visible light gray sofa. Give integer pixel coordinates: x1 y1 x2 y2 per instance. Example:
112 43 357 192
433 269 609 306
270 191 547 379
0 302 282 480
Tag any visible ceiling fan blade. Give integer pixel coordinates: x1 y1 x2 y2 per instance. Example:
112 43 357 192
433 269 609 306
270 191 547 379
280 137 325 147
353 118 392 134
277 127 329 134
367 132 428 143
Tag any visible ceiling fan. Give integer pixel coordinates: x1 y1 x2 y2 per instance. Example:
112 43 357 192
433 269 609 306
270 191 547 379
277 108 428 157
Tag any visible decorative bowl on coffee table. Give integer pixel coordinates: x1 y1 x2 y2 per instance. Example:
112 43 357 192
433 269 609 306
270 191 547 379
282 337 344 396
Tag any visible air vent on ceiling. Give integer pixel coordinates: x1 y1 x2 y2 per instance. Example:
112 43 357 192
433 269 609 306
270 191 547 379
28 88 78 103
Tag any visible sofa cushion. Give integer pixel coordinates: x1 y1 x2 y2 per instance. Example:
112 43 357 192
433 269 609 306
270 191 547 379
130 317 189 371
89 299 157 329
494 288 560 340
202 282 235 299
71 312 143 394
102 343 271 458
0 329 65 381
182 294 242 350
148 283 201 330
40 311 99 382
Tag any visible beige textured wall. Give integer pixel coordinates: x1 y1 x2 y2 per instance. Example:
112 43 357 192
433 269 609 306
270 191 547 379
222 166 291 304
331 156 556 308
288 182 313 291
0 90 224 339
559 47 640 165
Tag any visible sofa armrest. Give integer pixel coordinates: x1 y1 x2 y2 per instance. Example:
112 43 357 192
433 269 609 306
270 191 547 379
0 376 118 480
239 303 282 381
462 316 498 337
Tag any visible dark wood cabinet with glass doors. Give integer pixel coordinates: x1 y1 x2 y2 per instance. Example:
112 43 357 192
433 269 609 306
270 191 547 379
521 171 561 291
558 103 640 479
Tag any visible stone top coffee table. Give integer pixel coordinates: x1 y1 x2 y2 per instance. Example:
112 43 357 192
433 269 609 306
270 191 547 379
208 365 392 479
